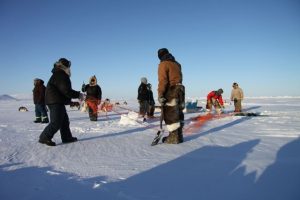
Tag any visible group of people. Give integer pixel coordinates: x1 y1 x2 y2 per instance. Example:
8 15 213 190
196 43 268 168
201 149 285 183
205 82 244 114
34 48 243 146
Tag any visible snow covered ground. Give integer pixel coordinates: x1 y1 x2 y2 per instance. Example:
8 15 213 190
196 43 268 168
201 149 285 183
0 96 300 200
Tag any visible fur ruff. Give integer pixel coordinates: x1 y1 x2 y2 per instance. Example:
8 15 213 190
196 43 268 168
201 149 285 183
166 122 180 132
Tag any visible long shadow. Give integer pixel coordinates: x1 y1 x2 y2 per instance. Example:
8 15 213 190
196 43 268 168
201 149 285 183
97 139 260 199
71 115 120 122
101 138 300 200
0 140 259 200
185 117 252 141
0 163 111 200
2 138 299 200
78 123 160 143
250 138 300 200
242 106 261 112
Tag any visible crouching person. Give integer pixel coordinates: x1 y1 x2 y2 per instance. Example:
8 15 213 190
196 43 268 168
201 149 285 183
82 75 102 121
206 89 225 114
157 48 185 144
39 58 84 146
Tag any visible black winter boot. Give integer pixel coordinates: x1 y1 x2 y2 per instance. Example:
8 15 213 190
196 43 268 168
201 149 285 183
178 128 184 143
34 118 41 123
39 134 56 146
41 118 49 124
62 137 78 144
178 122 184 143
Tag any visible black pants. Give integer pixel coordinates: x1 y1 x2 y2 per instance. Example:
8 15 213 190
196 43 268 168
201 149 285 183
139 100 149 117
40 104 73 141
35 104 48 120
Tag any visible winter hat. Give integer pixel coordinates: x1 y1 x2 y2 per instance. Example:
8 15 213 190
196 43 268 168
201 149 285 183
158 48 169 60
217 88 224 95
58 58 71 68
34 78 39 85
141 77 147 84
54 58 71 77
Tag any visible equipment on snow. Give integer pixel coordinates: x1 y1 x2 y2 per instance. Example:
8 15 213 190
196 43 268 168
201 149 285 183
151 105 164 146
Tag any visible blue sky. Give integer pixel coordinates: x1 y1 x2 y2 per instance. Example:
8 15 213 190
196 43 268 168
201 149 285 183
0 0 299 100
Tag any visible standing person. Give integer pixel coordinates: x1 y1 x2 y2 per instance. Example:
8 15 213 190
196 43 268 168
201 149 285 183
82 75 102 121
39 58 84 146
147 83 155 118
137 77 149 118
206 89 225 113
231 82 244 112
157 48 185 144
33 78 49 123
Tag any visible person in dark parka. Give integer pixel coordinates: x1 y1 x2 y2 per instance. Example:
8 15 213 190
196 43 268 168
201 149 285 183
82 75 102 121
147 83 155 118
33 78 49 123
39 58 84 146
137 77 149 118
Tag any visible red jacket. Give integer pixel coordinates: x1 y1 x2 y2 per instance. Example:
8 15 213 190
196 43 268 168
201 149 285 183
207 91 224 105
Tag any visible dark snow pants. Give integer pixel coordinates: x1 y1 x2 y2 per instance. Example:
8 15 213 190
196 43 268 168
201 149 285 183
139 100 149 117
35 104 48 122
40 104 73 141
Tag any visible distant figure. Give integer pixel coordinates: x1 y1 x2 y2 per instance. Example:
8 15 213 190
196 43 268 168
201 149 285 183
230 82 244 112
39 58 84 146
206 89 225 113
82 75 102 121
147 83 155 118
157 48 185 144
137 77 149 118
33 78 49 123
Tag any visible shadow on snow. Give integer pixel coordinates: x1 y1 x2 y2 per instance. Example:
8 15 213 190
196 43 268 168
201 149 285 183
1 138 300 200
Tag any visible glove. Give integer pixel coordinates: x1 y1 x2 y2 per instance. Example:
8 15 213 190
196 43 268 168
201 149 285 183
158 97 166 105
79 93 85 101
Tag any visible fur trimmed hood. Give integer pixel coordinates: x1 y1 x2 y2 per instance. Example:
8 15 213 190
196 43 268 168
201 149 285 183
53 62 71 77
89 75 97 86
